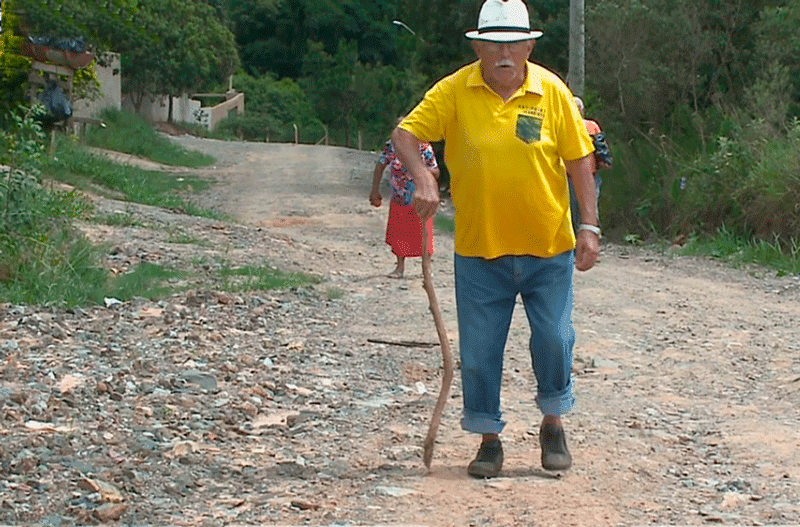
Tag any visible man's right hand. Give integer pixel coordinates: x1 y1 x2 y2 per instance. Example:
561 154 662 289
411 169 440 220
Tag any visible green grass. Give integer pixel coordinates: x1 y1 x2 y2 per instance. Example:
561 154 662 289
41 137 222 219
217 264 322 292
434 214 454 233
681 225 800 276
82 109 215 168
105 262 186 301
167 232 206 245
1 103 322 307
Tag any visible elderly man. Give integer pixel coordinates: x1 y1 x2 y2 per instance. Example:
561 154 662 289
392 0 599 478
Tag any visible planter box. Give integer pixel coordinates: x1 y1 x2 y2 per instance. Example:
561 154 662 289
20 40 93 69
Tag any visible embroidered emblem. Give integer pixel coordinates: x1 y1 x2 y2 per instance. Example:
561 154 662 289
515 113 541 144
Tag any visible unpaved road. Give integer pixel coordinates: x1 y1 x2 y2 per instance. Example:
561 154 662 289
178 136 800 526
3 135 800 527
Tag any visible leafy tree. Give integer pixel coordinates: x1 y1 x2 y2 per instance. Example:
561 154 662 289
224 0 301 77
586 0 778 133
754 0 800 118
114 0 240 119
6 0 138 60
0 2 31 127
218 71 317 141
300 39 359 145
11 0 239 117
226 0 399 78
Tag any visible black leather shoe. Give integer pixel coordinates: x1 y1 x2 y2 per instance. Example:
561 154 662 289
467 439 503 478
540 422 572 470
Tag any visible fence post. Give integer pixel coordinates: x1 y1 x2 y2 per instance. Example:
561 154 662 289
358 131 362 150
293 123 299 144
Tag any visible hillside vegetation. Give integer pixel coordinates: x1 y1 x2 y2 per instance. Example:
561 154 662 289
3 0 800 303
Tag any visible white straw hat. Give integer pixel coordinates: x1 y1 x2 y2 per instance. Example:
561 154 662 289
465 0 543 42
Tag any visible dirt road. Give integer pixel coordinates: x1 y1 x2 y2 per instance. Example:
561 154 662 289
177 136 800 526
3 136 800 526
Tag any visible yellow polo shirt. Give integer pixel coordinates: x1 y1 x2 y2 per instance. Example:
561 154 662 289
399 60 593 259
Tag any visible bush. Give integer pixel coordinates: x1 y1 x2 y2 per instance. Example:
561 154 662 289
0 106 106 307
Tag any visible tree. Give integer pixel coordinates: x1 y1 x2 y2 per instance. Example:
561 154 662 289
586 0 778 132
0 1 31 127
300 39 358 145
226 0 399 79
115 0 240 119
9 0 239 119
7 0 138 61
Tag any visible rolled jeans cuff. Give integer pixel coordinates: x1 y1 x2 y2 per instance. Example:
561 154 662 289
461 411 506 435
536 384 575 416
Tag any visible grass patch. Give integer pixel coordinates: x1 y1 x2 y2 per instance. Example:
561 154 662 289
218 264 322 292
434 214 454 233
82 109 215 168
105 262 185 301
41 137 222 218
0 229 109 306
325 286 344 300
681 225 800 276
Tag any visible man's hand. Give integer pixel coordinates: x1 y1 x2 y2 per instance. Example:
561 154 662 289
574 229 599 271
411 169 440 220
390 127 440 220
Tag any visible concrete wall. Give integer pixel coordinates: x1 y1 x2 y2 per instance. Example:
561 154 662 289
121 90 244 131
73 53 121 119
191 91 245 130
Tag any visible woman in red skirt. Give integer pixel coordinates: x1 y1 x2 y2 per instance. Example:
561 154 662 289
369 137 439 278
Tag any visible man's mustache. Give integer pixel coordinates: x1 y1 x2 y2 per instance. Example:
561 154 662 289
495 59 515 68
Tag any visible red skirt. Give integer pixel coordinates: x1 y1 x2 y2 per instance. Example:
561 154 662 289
386 201 434 257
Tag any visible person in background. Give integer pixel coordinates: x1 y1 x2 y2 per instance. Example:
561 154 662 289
369 122 440 278
391 0 599 478
569 96 608 233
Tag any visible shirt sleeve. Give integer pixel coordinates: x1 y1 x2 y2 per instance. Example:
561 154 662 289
398 75 456 143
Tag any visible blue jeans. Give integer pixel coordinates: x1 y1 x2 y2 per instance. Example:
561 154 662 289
454 252 576 435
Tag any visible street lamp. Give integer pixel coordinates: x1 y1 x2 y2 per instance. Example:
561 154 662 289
392 20 416 36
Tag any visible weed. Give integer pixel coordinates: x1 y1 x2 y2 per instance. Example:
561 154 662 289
167 232 206 245
326 287 344 300
96 210 141 227
105 262 185 301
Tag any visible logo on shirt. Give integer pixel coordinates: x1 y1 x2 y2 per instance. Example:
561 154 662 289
516 113 542 144
518 105 545 120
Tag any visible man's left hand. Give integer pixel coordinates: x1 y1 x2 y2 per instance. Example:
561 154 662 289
574 229 600 271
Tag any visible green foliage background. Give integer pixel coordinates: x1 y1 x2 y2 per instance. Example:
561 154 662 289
4 0 800 250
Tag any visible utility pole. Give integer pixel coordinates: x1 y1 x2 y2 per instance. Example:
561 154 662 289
567 0 585 97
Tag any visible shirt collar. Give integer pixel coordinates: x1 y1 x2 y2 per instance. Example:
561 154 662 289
467 60 543 98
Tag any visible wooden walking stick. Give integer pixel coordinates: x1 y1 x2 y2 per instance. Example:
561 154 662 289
420 220 455 469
